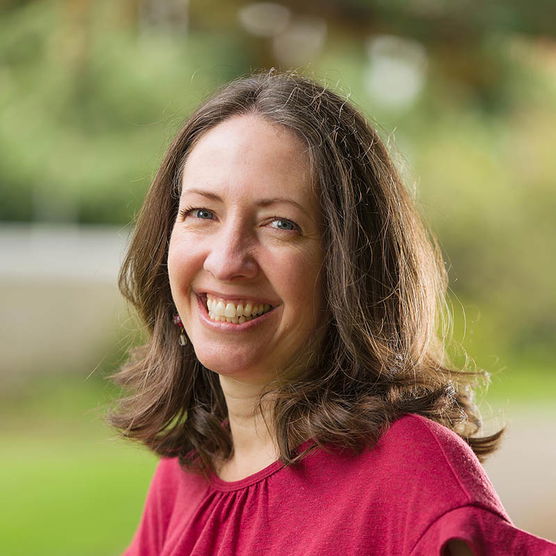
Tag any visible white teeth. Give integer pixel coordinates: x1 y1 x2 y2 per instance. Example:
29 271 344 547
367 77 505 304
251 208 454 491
205 294 274 324
206 297 273 317
224 303 236 318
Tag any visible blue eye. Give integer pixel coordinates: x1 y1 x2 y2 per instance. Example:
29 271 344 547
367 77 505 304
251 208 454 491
270 218 298 231
179 207 214 220
194 208 213 219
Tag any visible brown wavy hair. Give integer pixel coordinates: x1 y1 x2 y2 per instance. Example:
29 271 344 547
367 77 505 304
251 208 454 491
108 70 502 475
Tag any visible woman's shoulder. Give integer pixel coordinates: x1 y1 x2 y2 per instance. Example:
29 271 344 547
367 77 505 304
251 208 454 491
146 455 209 501
149 456 183 486
143 457 183 507
380 413 487 470
366 413 508 515
382 413 479 461
305 413 508 525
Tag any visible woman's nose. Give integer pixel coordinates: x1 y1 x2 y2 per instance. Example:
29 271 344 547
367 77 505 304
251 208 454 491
203 222 258 281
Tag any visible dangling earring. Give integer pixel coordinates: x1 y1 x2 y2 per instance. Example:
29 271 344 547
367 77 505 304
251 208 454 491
172 314 188 346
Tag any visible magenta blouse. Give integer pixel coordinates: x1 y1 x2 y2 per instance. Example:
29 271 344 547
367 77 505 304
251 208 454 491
124 414 556 555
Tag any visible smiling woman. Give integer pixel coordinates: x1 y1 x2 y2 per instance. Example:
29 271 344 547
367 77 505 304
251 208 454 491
168 115 324 385
108 71 556 555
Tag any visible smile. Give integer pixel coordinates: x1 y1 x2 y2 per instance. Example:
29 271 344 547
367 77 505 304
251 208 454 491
208 298 272 323
202 293 276 324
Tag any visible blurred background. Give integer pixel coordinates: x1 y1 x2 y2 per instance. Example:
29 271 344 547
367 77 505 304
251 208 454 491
1 0 555 553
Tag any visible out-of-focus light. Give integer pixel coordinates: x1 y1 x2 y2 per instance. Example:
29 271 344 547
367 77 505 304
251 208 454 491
238 2 291 37
364 35 428 109
272 16 327 67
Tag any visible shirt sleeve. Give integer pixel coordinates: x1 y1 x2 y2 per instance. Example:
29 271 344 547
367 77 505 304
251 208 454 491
123 458 177 556
411 504 556 556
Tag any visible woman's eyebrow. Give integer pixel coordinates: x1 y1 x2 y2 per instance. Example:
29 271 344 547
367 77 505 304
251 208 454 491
182 188 311 218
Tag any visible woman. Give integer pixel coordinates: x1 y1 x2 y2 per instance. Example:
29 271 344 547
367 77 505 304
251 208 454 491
109 71 555 555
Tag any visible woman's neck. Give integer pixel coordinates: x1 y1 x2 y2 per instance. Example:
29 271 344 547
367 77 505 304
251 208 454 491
217 375 279 480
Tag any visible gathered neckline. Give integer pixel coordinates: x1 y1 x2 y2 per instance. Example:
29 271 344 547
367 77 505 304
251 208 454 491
208 439 317 492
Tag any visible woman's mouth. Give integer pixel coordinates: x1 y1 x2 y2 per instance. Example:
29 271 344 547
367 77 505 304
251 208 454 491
199 293 276 325
207 297 273 324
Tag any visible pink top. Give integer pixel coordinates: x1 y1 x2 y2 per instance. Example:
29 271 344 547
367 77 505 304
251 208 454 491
124 414 556 555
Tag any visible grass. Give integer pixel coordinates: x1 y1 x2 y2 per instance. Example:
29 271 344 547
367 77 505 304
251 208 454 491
1 434 155 555
0 375 157 556
1 367 554 555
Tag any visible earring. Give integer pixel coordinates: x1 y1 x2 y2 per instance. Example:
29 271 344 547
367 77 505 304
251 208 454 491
172 314 188 346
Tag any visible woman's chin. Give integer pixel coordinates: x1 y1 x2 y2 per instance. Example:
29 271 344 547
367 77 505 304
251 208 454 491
194 349 271 382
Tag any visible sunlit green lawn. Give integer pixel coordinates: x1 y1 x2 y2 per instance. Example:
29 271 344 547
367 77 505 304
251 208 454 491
1 368 554 555
1 377 157 556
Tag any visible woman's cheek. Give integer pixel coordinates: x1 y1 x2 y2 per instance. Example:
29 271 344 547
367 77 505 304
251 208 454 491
168 234 197 293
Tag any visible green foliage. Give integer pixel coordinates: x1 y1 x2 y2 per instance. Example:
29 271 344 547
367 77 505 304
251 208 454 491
0 0 248 223
313 39 556 369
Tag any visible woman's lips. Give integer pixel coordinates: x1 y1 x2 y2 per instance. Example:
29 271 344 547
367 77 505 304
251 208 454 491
195 293 278 331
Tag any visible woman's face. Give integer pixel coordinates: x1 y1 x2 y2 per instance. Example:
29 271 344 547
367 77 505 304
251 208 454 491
168 114 324 384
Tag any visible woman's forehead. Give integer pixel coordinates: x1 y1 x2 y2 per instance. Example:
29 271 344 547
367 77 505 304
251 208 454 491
181 114 316 205
184 114 307 168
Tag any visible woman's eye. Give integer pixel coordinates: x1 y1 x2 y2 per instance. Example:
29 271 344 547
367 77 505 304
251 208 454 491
179 207 214 220
269 218 298 232
178 209 297 232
